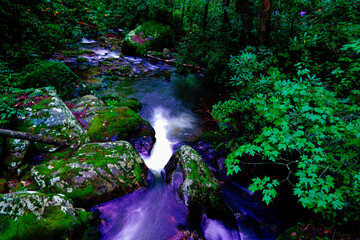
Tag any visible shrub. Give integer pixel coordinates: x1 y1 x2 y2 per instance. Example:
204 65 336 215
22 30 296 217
18 60 88 100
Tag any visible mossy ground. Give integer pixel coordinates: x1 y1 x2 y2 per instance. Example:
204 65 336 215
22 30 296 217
0 209 93 240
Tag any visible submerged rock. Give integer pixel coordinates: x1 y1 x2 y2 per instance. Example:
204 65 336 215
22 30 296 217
165 145 223 210
17 87 89 153
31 141 148 208
0 191 94 240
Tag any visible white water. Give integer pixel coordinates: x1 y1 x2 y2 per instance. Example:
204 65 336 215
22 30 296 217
81 38 96 44
142 107 196 173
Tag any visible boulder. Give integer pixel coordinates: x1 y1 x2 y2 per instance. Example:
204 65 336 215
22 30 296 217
163 48 174 59
66 95 154 156
65 94 108 129
0 191 94 240
3 138 30 177
17 87 89 152
165 145 223 210
86 106 155 156
123 21 174 56
31 141 148 208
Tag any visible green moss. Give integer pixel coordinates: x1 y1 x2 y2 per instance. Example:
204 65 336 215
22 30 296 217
103 95 142 112
67 185 96 206
118 66 131 74
86 107 142 142
63 49 94 57
133 162 144 183
18 60 88 100
0 207 90 240
77 57 89 63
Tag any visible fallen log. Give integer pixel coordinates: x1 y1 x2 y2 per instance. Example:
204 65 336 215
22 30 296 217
146 54 205 70
0 129 71 148
77 21 97 28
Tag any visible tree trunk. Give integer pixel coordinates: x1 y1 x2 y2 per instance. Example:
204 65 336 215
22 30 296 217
236 0 254 46
202 0 209 33
0 129 71 148
260 0 272 46
223 0 231 31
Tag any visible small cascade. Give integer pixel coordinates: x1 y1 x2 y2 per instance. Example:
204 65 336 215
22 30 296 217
142 108 174 172
80 38 96 44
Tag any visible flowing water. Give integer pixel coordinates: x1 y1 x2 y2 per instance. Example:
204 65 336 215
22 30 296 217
68 39 296 240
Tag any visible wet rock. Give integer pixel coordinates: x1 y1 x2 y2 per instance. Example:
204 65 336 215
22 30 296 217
86 106 155 155
163 48 174 59
165 145 223 210
0 191 93 239
17 87 89 153
30 141 148 208
65 94 108 128
123 21 174 56
191 141 227 174
100 94 142 113
3 138 30 177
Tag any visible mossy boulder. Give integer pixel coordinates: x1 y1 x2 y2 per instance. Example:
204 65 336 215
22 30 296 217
102 95 142 113
65 95 108 129
123 21 174 56
86 106 155 156
19 60 88 100
165 145 223 210
17 88 89 153
0 191 94 240
30 141 148 208
3 138 30 178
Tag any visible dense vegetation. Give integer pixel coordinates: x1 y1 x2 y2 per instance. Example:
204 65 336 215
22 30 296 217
1 0 359 237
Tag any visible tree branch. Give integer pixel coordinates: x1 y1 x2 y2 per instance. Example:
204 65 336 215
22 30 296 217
0 129 71 148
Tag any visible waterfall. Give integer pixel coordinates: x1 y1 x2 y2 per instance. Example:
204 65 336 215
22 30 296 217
93 107 242 240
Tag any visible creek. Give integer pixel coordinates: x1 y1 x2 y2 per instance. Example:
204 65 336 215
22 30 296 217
63 38 297 240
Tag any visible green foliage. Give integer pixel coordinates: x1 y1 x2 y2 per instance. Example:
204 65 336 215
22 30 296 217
103 96 142 112
0 61 25 128
214 48 360 221
105 0 173 31
18 60 87 100
0 0 97 66
0 207 92 240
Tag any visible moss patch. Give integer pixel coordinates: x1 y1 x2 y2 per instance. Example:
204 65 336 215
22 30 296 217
102 95 142 112
18 60 88 100
86 107 142 142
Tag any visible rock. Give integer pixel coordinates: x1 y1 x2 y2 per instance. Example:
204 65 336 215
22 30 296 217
66 95 154 156
16 87 89 153
100 94 142 113
165 145 223 210
163 48 174 59
123 21 174 56
86 106 155 156
3 138 30 177
0 191 94 239
65 94 108 129
31 141 148 208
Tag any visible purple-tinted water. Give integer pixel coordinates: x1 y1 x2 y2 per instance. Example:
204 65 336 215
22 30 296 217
92 173 189 240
